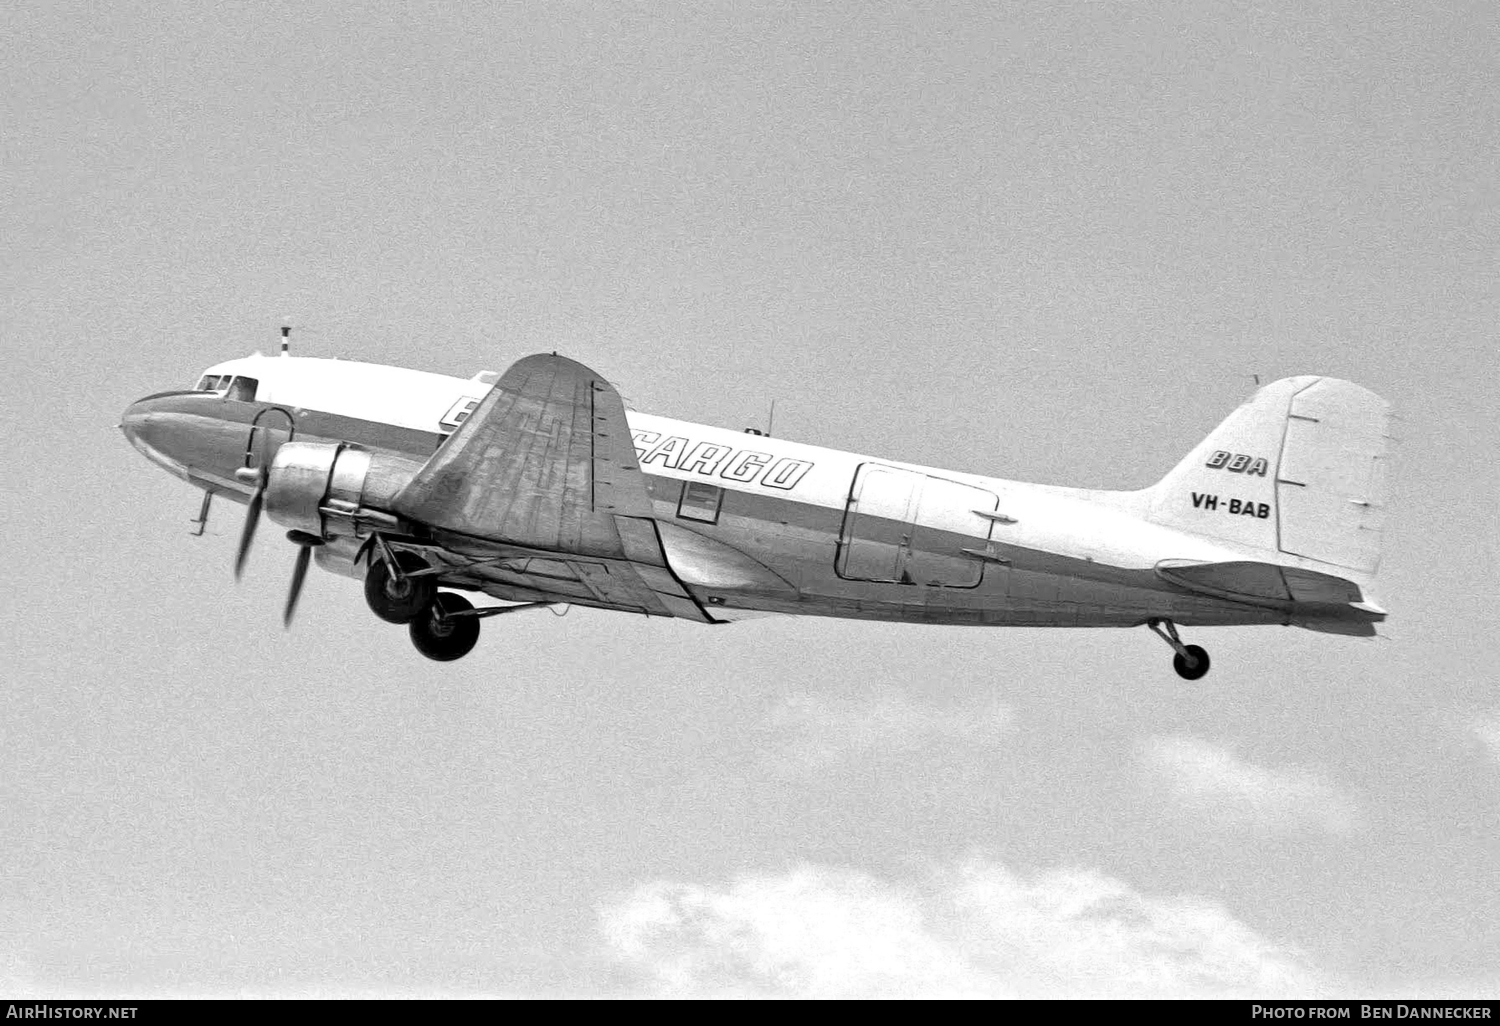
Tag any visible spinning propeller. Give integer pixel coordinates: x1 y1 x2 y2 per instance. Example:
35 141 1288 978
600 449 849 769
232 465 323 627
233 466 267 580
281 530 322 627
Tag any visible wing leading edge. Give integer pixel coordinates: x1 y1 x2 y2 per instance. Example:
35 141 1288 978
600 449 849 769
392 353 714 622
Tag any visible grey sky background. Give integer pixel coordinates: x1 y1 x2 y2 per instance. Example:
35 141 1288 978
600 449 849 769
3 0 1497 998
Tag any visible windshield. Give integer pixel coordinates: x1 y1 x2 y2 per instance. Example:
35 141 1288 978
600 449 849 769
193 373 257 398
225 376 258 401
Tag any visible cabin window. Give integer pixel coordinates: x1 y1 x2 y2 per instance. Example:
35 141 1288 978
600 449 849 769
677 481 724 524
225 376 258 401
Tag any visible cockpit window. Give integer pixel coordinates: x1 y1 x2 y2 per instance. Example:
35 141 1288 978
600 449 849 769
193 374 259 397
225 376 258 401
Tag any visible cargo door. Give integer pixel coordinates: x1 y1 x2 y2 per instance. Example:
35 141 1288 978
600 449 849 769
837 465 998 587
837 464 920 582
906 476 997 588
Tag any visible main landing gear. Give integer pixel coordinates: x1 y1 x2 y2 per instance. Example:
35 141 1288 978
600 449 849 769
404 594 554 661
360 537 556 661
363 544 435 624
409 592 481 662
1147 618 1211 681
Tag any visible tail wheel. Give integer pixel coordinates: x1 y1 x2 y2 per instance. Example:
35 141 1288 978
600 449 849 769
409 593 480 662
364 551 434 624
1172 644 1211 681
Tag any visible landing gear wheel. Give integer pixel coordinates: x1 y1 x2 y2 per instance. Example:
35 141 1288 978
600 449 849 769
409 593 480 662
1172 644 1211 681
364 551 435 624
1147 619 1212 682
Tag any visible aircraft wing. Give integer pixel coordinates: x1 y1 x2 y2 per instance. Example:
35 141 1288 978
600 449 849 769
392 353 714 622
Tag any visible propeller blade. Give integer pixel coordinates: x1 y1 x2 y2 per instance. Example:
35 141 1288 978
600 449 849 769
284 542 312 628
353 535 375 568
234 482 264 580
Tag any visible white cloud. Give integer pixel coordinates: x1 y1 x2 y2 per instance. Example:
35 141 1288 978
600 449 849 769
598 860 1320 998
1139 735 1364 836
767 690 1013 767
600 866 992 998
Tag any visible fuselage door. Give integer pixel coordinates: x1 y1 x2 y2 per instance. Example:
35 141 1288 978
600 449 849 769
837 464 998 588
837 465 919 582
906 476 998 588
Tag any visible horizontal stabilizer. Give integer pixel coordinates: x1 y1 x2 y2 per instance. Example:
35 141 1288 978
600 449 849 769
1156 558 1379 613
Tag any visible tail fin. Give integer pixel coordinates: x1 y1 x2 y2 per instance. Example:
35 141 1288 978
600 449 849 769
1145 376 1393 576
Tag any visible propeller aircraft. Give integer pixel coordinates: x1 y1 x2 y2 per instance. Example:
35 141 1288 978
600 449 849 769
120 338 1393 678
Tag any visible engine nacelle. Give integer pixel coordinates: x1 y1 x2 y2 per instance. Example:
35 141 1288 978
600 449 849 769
262 441 424 541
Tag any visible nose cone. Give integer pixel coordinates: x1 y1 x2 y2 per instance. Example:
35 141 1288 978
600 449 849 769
120 395 190 481
119 399 149 449
120 390 253 490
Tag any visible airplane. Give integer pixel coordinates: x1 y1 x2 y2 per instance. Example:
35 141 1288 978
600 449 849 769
119 336 1393 678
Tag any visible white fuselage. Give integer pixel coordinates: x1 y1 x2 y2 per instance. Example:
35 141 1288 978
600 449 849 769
123 351 1309 631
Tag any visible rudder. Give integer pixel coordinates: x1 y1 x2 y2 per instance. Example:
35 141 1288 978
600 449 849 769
1274 378 1392 574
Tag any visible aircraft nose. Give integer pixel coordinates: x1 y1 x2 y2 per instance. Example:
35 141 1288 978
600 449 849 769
117 393 193 479
119 390 254 486
119 399 149 447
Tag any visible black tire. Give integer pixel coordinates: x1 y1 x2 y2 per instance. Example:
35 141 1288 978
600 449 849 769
1173 644 1211 681
363 551 435 624
409 593 480 662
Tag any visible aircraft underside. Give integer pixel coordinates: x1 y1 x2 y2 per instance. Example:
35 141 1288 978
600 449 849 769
303 520 1288 631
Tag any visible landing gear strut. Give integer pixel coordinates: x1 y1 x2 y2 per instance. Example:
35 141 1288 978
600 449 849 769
1147 618 1211 681
409 592 481 662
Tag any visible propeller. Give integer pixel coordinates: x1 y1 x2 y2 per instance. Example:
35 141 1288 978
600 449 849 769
283 530 324 628
233 466 268 579
232 465 323 627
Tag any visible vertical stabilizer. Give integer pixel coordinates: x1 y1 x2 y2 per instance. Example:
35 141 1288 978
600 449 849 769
1146 377 1392 576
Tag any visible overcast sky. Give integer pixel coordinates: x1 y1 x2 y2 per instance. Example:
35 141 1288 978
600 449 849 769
3 0 1498 998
